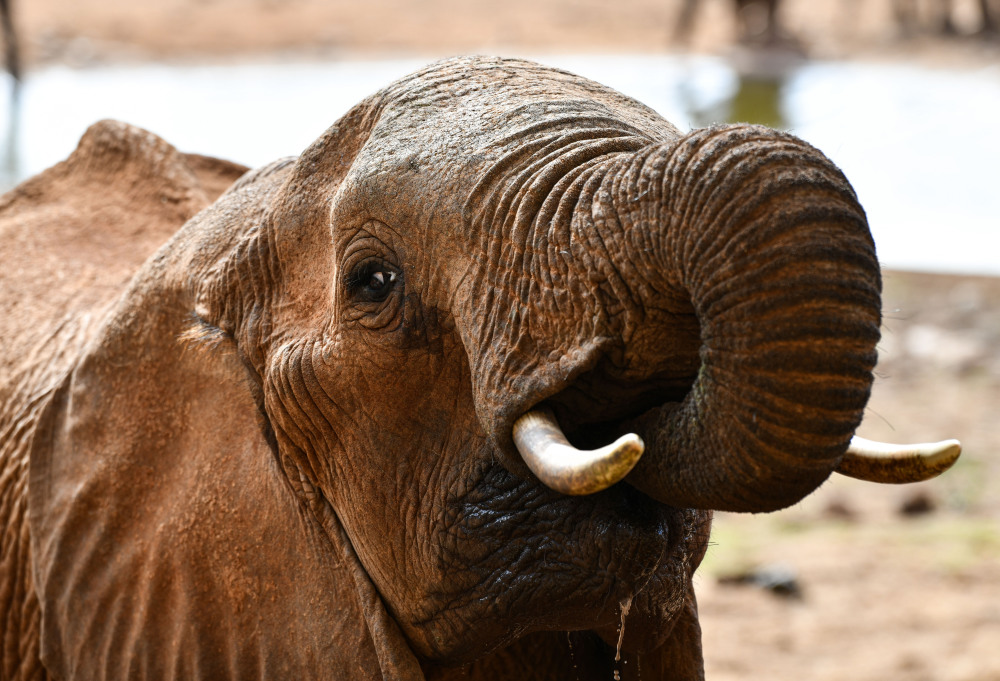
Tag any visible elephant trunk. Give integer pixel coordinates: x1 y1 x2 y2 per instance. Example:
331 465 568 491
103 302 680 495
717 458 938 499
615 125 882 512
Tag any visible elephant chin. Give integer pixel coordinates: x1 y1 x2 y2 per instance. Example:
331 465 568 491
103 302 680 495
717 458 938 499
413 453 708 666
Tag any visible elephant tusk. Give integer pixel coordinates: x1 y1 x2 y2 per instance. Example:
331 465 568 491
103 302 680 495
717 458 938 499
835 436 962 484
512 408 644 495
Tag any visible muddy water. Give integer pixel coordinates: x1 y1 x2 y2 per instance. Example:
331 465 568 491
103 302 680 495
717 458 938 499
2 54 997 274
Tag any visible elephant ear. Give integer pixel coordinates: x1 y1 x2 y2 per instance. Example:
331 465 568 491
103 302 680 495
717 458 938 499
28 117 423 680
0 120 247 374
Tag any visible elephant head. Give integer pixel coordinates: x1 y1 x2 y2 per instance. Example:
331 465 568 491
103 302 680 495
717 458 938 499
21 56 958 680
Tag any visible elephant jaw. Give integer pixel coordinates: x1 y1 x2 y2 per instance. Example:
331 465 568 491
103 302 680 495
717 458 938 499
512 407 962 503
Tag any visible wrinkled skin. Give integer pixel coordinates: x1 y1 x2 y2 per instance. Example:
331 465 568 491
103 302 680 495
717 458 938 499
0 57 882 680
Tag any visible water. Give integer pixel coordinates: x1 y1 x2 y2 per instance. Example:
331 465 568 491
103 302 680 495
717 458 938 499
613 594 633 680
2 54 998 275
615 595 633 663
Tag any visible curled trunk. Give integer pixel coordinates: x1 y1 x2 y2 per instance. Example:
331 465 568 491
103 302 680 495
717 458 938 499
611 125 882 512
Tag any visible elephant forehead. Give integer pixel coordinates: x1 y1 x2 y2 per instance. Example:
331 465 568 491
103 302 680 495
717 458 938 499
340 57 679 254
357 56 675 178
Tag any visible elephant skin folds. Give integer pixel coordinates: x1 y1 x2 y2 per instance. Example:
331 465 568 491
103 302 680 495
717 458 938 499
0 57 884 681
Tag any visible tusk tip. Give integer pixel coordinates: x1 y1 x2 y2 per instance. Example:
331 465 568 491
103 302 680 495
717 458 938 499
560 432 645 495
611 432 645 457
930 438 963 463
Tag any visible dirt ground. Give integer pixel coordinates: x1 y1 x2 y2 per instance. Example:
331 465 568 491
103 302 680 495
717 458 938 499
9 0 1000 678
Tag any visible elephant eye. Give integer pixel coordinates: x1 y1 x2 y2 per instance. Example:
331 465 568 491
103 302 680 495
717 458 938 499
368 270 396 291
347 260 400 303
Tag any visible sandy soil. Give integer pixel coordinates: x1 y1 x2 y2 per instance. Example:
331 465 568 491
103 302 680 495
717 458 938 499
9 0 1000 678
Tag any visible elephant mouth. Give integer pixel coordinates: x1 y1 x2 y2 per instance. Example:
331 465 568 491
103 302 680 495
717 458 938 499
424 367 707 661
503 363 691 495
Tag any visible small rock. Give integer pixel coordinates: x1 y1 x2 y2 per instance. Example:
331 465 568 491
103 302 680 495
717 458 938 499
899 491 936 517
717 563 803 599
823 498 857 521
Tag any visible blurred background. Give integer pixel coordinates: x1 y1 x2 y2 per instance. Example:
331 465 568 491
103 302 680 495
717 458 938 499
2 1 998 679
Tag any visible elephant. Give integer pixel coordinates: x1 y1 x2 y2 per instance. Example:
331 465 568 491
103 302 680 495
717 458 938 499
0 56 960 680
894 0 998 36
675 0 789 46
